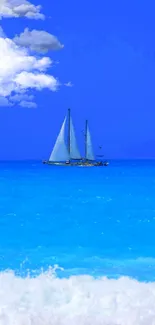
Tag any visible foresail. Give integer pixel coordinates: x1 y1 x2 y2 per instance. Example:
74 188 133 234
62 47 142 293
86 126 95 160
70 117 81 159
49 117 69 162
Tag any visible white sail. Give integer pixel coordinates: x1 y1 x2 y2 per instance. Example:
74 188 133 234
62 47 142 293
86 126 95 160
70 117 81 159
49 117 69 162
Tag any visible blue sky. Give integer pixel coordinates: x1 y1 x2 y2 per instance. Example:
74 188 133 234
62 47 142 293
0 0 155 159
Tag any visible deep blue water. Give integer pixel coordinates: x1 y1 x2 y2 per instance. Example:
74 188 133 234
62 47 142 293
0 160 155 281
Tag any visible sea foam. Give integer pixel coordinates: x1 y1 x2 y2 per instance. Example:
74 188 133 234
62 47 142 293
0 268 155 325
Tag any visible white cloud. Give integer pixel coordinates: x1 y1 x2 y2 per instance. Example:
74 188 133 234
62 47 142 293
9 93 34 102
0 34 59 102
0 25 5 37
0 38 52 81
64 81 73 87
19 100 37 108
0 0 44 19
14 71 59 91
14 28 64 53
0 96 12 106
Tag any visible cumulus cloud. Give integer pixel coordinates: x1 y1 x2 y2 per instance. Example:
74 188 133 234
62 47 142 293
64 81 73 87
9 93 34 102
0 0 44 19
0 25 5 37
14 28 64 53
0 30 60 106
0 96 12 106
0 38 52 92
19 100 37 108
9 92 37 106
14 71 59 91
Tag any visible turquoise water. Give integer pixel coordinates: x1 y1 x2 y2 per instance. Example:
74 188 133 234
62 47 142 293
0 160 155 324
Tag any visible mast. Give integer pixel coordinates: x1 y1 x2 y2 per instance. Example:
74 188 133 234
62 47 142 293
85 120 88 160
68 108 71 156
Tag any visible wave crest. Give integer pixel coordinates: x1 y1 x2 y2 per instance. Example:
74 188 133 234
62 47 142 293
0 267 154 324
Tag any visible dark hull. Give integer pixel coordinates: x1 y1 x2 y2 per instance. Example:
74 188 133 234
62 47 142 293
42 160 109 167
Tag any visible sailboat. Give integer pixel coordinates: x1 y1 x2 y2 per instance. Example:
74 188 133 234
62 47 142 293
43 109 109 166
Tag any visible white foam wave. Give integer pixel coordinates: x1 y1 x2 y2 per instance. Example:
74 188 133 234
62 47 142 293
0 268 155 325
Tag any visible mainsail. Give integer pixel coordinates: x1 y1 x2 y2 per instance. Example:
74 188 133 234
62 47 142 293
85 122 95 161
49 117 69 162
70 117 81 159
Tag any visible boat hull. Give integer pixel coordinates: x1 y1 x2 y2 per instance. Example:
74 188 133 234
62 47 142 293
42 160 109 167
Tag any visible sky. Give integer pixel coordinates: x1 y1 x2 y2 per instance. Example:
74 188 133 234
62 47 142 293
0 0 155 159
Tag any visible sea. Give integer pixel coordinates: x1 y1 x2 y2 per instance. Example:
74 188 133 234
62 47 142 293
0 160 155 325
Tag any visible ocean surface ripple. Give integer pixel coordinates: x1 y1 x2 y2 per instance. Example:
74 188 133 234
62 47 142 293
0 160 155 324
